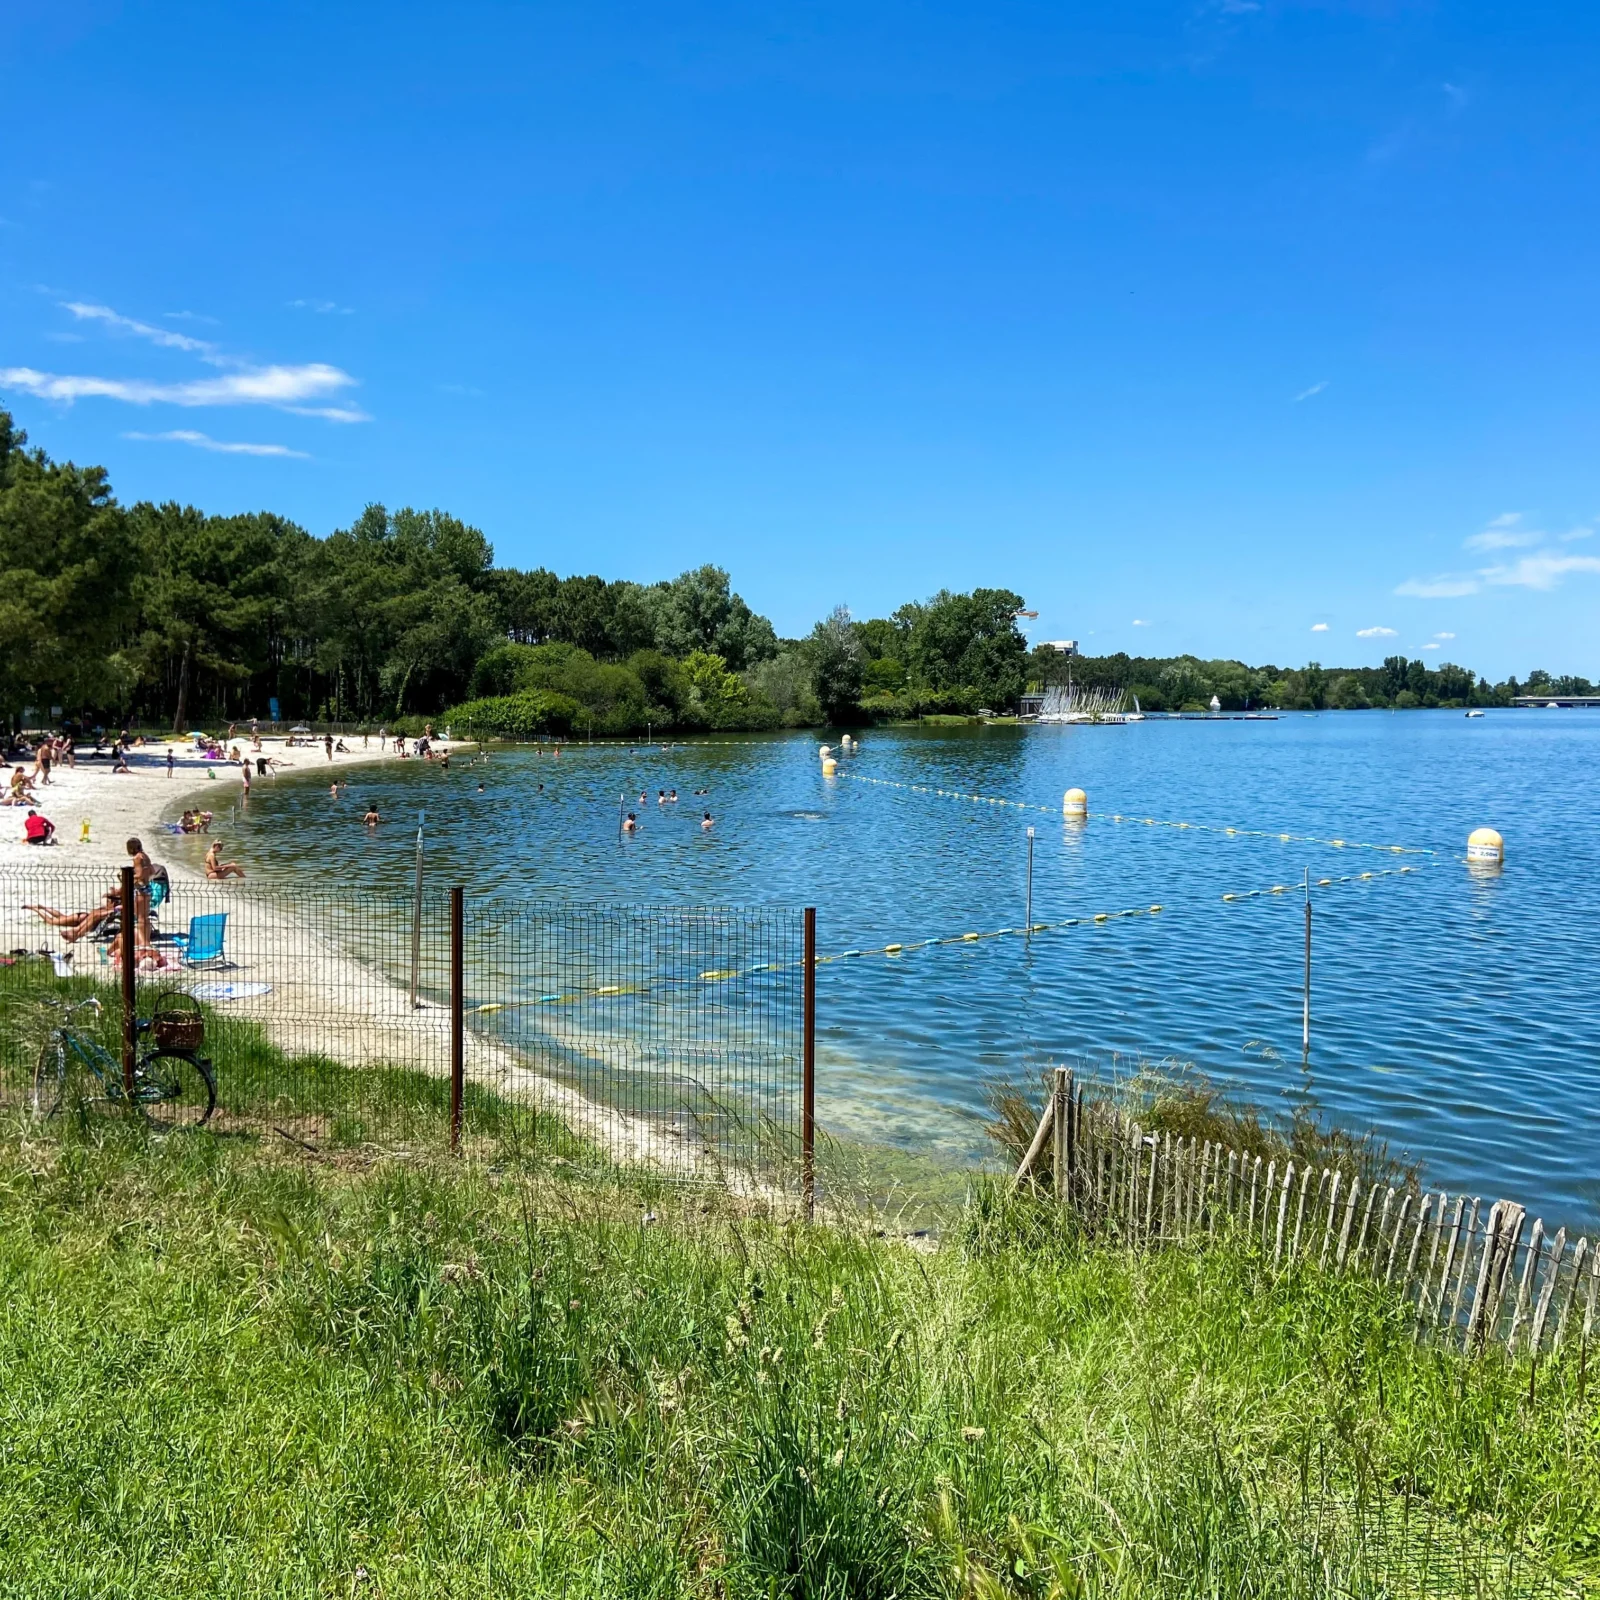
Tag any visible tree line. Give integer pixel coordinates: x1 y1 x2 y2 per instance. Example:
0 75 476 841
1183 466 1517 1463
0 407 1578 734
0 409 1036 734
1051 651 1584 712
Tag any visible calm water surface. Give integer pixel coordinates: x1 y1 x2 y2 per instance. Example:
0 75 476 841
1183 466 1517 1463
210 713 1599 1224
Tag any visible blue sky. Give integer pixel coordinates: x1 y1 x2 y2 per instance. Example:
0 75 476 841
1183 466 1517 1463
2 0 1597 678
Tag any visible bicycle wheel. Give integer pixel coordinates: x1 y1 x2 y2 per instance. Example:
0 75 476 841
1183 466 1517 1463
30 1038 66 1118
134 1049 217 1130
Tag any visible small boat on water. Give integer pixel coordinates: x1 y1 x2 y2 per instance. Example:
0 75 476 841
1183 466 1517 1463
1465 709 1484 718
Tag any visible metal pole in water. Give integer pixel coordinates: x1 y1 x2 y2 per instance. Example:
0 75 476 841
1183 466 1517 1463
1302 866 1311 1053
409 810 426 1009
1025 826 1035 936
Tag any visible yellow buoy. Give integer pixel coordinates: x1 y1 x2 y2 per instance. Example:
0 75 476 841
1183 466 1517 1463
1062 787 1088 818
1466 826 1504 866
821 758 837 777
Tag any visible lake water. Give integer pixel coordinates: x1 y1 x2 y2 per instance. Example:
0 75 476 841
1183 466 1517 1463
215 712 1599 1226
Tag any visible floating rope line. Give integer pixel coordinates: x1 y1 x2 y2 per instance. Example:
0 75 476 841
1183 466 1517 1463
834 770 1436 857
470 863 1425 1016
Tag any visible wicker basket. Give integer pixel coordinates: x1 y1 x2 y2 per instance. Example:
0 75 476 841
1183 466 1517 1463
152 996 205 1052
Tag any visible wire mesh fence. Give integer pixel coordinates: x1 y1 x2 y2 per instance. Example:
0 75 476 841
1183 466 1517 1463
0 865 809 1194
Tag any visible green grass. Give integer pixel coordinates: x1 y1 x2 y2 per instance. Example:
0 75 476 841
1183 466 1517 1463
0 1111 1596 1597
1 970 1597 1597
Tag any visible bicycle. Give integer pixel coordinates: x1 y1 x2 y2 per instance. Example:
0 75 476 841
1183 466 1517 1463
30 996 217 1130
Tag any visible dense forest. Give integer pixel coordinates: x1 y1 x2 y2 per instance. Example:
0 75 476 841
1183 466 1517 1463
0 408 1583 734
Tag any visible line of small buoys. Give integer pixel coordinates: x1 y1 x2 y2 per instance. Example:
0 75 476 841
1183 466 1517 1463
833 770 1435 857
469 860 1425 1016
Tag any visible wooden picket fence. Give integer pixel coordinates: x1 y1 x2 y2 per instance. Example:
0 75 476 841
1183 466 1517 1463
1016 1069 1597 1363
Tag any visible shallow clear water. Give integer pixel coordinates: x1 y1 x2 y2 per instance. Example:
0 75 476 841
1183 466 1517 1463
209 712 1600 1225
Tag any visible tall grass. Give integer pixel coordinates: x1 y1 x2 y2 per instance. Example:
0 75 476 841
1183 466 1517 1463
0 1088 1594 1597
986 1057 1423 1195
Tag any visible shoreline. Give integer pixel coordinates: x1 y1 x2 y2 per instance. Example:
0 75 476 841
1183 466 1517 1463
0 733 440 885
0 736 767 1191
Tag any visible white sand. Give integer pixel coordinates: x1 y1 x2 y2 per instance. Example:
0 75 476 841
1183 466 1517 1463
0 735 730 1183
0 732 450 875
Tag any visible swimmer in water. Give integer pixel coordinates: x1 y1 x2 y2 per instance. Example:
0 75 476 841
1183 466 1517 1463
639 792 648 804
668 789 678 802
363 807 381 826
702 812 714 830
622 812 638 833
477 782 485 792
658 790 666 806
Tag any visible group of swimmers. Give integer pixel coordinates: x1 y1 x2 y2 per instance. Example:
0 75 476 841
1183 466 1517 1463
621 787 715 834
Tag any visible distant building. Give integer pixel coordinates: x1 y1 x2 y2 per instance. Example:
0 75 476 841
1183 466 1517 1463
1043 640 1078 656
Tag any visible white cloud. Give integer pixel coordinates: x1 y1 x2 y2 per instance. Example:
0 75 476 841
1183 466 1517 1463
1480 553 1600 591
1395 573 1479 599
282 403 369 423
1356 626 1398 638
1310 622 1329 632
1560 527 1593 542
63 301 217 357
1292 381 1327 403
0 362 366 419
124 429 309 459
1422 643 1440 651
289 298 354 315
1434 631 1455 640
0 298 369 424
1466 527 1539 552
1131 618 1151 627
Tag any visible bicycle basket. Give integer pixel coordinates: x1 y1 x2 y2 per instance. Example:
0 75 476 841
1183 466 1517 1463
151 993 205 1051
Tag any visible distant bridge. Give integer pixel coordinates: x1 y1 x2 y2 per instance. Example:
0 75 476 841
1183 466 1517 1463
1512 695 1600 708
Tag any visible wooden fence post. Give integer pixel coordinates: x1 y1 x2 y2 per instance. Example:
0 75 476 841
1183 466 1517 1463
1052 1067 1070 1201
1529 1228 1568 1357
449 886 464 1154
119 865 137 1099
803 907 816 1221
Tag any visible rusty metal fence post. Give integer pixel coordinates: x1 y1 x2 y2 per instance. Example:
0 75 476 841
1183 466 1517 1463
803 906 816 1219
450 885 464 1153
120 864 137 1099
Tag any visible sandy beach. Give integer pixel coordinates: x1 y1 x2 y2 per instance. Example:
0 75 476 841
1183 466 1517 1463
0 734 741 1183
0 733 420 880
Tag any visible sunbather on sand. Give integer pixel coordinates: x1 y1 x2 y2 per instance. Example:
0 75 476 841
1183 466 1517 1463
25 889 119 943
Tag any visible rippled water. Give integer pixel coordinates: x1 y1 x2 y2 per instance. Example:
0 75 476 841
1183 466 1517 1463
211 712 1600 1224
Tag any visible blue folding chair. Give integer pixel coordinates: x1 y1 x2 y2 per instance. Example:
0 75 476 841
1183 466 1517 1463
174 912 231 969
